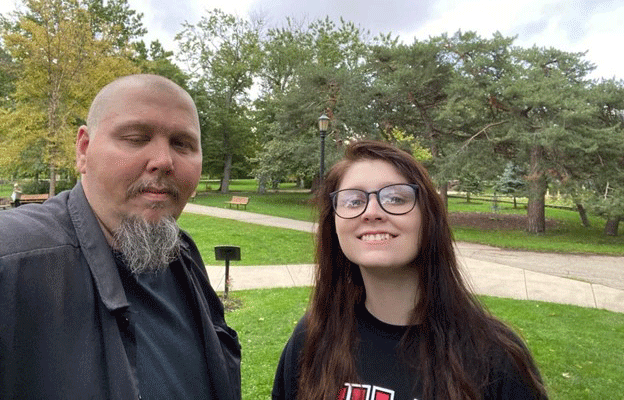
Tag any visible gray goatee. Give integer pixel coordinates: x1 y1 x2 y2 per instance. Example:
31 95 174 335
113 215 181 274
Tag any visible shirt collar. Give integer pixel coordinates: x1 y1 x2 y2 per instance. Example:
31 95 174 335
68 182 130 312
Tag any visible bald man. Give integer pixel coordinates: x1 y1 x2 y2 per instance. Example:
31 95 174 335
0 75 241 399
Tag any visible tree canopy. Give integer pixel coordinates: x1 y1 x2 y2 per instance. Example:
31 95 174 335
0 0 141 194
1 4 622 234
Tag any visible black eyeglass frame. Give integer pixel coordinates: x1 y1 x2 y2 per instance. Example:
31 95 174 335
329 183 420 219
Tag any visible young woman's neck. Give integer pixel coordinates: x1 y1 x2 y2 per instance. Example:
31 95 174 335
358 266 420 326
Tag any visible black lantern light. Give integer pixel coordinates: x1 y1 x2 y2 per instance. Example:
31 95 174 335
318 114 330 183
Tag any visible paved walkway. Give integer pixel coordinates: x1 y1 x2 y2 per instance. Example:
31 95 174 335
184 203 624 313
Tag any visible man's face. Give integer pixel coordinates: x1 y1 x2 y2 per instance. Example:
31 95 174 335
76 83 202 243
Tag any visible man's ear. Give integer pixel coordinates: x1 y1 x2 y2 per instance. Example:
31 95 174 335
76 126 90 174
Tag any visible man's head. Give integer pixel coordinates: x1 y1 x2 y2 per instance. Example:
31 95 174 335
76 74 202 249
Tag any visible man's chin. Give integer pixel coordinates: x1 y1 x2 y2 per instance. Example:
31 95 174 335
134 207 179 224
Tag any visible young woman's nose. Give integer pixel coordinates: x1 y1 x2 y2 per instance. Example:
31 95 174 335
361 193 385 220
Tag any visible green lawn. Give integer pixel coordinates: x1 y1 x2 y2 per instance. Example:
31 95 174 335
226 287 624 400
192 190 315 222
0 182 12 198
177 213 314 266
448 197 623 255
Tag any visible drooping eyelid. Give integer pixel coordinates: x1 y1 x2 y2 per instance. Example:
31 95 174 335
114 122 199 150
115 122 152 137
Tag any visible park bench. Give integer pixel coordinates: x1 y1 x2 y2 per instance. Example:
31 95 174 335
16 193 49 205
225 196 249 210
0 198 11 210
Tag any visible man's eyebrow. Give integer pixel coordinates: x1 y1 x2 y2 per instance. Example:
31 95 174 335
115 121 199 139
115 121 153 134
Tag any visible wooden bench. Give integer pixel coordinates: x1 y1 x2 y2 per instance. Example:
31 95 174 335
16 194 49 205
225 196 249 210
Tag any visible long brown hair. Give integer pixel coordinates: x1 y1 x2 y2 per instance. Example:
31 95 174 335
299 140 546 400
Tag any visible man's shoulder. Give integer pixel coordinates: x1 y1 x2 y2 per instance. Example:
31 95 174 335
0 190 77 257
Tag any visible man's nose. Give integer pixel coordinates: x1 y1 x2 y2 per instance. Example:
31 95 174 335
146 139 174 174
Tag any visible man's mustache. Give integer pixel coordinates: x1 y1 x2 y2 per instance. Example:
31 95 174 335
126 179 181 201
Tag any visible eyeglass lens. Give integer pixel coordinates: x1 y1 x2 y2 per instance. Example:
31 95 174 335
332 184 417 219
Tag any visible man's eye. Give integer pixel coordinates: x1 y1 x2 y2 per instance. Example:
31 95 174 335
124 135 149 144
172 140 195 151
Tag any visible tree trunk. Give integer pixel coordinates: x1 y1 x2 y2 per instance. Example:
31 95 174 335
439 182 448 210
49 164 56 197
257 178 267 194
576 203 591 228
604 216 621 236
221 153 232 194
526 146 546 234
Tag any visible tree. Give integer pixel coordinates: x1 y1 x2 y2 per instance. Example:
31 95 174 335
430 31 517 208
250 17 372 189
456 171 483 203
0 0 140 194
0 43 18 109
494 162 526 208
571 78 624 235
438 31 597 233
85 0 145 50
132 39 189 87
176 9 262 193
364 38 454 204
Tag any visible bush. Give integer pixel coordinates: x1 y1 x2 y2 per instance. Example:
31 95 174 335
21 179 76 194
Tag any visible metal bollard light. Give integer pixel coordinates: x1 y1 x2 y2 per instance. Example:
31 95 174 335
214 246 241 299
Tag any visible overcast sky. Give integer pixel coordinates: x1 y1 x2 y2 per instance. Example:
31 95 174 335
1 0 622 80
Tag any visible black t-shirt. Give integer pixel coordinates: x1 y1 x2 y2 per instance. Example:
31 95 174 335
116 255 211 399
273 305 544 400
349 304 422 400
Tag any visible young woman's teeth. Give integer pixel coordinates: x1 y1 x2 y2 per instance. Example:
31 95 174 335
361 233 391 241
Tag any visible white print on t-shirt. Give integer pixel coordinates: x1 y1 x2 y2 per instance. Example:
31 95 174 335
337 382 420 400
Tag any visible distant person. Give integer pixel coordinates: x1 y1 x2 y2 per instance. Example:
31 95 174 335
10 183 21 207
0 74 241 399
273 140 547 400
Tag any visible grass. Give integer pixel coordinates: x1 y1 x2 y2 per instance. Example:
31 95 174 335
0 182 12 198
448 197 624 255
225 287 624 400
226 287 310 399
177 213 314 266
192 191 315 222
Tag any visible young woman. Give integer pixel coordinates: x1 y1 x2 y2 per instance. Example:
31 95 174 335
273 140 547 400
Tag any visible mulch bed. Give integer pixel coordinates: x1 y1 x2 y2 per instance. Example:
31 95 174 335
448 212 558 231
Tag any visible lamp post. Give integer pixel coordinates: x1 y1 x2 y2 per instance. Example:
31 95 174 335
318 114 330 183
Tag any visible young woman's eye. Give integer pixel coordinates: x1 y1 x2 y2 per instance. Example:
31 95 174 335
385 195 407 205
344 198 365 208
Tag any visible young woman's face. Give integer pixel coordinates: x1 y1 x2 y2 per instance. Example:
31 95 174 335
334 159 423 271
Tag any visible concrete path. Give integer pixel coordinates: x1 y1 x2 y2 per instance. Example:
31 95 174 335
184 203 624 313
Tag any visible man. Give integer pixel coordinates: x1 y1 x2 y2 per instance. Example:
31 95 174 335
0 75 241 399
10 183 21 207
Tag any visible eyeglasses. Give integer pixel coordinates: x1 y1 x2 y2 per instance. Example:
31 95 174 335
330 183 419 219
